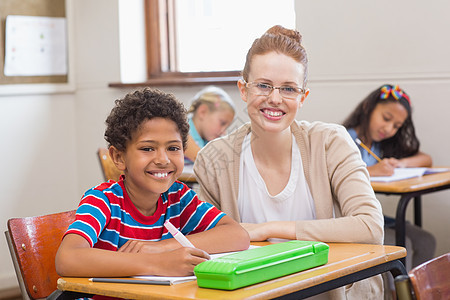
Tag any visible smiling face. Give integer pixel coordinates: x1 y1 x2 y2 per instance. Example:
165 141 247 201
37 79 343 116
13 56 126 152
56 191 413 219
117 117 184 203
238 52 307 135
369 102 408 142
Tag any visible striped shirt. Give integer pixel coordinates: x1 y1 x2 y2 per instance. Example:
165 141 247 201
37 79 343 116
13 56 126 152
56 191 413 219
65 176 225 250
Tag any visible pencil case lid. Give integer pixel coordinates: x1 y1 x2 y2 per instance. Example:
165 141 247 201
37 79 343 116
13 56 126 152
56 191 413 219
194 240 329 290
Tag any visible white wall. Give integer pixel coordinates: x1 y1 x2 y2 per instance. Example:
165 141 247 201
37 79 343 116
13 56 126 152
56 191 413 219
294 0 450 259
1 0 449 292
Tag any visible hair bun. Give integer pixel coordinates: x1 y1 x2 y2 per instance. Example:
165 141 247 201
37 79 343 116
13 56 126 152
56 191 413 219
266 25 302 44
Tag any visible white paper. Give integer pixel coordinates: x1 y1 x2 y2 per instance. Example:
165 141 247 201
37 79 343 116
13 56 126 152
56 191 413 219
133 275 197 284
370 167 450 182
182 163 194 174
133 245 260 284
423 168 450 175
370 168 427 182
4 15 67 76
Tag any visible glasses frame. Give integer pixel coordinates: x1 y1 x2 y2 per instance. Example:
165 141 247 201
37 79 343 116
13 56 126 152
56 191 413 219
243 80 306 100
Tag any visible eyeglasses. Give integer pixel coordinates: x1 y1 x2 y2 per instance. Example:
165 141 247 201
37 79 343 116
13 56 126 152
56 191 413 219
244 81 306 100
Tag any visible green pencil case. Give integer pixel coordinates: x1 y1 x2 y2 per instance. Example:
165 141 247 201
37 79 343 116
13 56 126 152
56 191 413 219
194 240 329 290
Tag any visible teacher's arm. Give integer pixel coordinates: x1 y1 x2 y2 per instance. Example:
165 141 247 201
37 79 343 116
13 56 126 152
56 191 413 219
295 126 384 245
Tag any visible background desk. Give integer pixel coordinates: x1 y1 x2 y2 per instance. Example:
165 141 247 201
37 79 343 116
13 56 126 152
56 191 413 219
371 170 450 263
178 165 197 184
57 242 406 300
178 172 197 184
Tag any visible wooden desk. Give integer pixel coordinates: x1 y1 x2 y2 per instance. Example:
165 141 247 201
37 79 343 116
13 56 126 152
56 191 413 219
178 165 197 184
178 172 197 183
371 170 450 262
57 242 406 300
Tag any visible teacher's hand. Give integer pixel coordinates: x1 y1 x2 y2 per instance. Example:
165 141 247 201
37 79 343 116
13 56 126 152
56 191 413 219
240 223 268 241
240 221 296 241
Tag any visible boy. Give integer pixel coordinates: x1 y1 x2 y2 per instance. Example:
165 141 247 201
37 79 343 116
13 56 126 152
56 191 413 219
56 88 249 277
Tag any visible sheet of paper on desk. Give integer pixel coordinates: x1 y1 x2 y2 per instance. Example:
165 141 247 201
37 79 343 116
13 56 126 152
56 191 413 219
370 167 450 182
133 275 196 284
423 167 450 175
183 164 194 174
370 167 427 182
133 245 260 284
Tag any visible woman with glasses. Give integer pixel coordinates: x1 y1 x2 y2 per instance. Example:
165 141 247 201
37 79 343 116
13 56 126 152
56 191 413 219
194 25 384 299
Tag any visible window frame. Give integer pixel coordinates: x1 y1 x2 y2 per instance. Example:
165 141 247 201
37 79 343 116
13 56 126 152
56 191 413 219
109 0 241 88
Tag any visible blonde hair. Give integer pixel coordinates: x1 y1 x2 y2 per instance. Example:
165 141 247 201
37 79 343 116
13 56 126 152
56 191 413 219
242 25 308 88
188 86 235 115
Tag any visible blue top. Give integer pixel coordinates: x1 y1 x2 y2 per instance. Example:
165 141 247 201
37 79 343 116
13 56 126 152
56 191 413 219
189 117 208 148
185 118 208 165
347 128 382 167
348 128 395 225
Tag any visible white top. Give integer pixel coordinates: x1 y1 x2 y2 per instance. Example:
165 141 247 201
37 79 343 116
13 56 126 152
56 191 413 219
238 133 316 223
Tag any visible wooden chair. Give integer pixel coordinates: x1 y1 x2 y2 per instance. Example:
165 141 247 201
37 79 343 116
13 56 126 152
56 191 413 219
395 252 450 300
5 210 90 300
97 147 123 181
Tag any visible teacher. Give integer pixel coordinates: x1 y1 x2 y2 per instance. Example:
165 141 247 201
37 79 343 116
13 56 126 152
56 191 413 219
194 25 384 299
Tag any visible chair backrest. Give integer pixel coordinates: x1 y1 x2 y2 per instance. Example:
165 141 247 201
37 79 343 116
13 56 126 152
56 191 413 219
396 252 450 300
5 210 76 299
409 252 450 300
97 147 123 182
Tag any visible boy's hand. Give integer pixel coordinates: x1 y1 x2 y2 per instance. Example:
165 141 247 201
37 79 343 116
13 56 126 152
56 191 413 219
119 240 210 276
118 239 169 253
153 247 211 276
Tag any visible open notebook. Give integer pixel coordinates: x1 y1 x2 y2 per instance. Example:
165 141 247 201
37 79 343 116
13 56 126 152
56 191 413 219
370 167 450 182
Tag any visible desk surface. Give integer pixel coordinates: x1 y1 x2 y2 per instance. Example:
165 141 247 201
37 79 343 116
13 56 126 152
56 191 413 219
178 172 197 183
371 170 450 194
57 242 406 300
178 165 197 183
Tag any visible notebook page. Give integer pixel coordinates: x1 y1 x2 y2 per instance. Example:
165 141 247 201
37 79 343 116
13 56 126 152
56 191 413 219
370 167 427 182
133 245 260 284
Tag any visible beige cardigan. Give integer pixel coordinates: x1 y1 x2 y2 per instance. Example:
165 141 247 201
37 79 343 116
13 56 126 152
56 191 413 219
194 120 385 299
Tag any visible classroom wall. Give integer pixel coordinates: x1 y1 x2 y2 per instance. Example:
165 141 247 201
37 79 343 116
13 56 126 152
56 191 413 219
1 0 449 292
295 0 450 262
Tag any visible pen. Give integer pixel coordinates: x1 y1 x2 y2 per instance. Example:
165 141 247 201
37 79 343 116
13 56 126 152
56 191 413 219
89 278 171 285
164 220 195 248
355 138 382 162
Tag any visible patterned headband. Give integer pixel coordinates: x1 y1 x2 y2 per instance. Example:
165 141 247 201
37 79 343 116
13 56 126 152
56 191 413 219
380 85 411 105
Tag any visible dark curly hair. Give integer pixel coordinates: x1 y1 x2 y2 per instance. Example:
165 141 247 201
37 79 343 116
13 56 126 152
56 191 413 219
342 84 419 159
104 87 189 152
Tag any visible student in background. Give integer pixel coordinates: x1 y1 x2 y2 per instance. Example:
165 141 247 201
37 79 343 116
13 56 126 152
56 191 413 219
194 25 384 299
184 86 235 164
55 88 249 278
343 84 432 176
343 84 436 269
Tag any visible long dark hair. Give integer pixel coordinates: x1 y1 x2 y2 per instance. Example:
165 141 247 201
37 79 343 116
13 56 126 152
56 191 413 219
342 84 419 158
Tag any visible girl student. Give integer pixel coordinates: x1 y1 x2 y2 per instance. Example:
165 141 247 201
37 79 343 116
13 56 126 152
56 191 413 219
194 25 384 299
343 84 432 177
343 84 436 269
184 86 236 164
